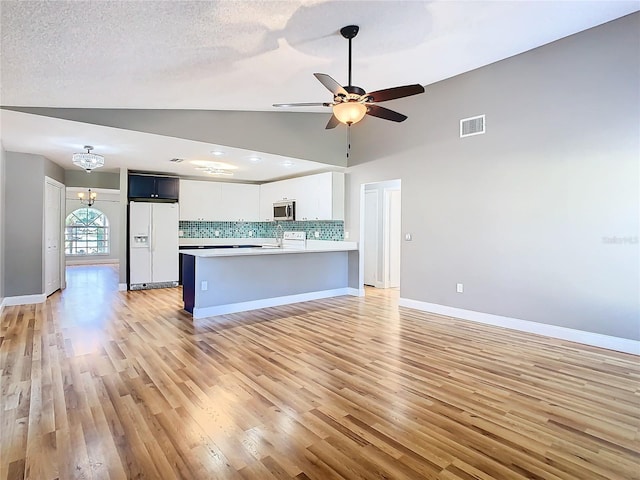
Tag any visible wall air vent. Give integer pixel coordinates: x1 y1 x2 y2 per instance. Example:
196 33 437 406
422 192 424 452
460 114 485 138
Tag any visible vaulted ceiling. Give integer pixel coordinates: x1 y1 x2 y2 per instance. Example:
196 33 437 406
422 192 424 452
1 1 637 181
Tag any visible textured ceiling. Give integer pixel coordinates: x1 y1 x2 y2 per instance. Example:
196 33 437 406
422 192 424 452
1 0 638 180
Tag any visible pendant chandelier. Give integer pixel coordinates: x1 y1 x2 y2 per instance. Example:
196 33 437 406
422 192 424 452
72 145 104 172
77 189 97 207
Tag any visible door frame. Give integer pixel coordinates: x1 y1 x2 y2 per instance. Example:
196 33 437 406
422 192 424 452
383 187 401 289
358 179 402 292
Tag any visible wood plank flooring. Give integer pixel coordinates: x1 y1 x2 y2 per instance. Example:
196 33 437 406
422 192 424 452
1 264 639 479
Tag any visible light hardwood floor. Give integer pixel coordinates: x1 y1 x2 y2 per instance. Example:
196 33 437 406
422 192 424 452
1 265 638 479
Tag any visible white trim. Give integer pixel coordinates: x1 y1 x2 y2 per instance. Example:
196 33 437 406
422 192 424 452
118 283 128 291
347 287 365 297
399 298 640 355
66 259 119 266
193 287 358 318
3 294 46 306
0 297 5 312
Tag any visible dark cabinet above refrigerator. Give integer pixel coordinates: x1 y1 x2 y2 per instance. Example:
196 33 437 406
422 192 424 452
128 174 179 201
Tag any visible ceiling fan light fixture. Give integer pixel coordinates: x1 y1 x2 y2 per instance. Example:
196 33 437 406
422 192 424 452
333 102 367 125
72 145 104 172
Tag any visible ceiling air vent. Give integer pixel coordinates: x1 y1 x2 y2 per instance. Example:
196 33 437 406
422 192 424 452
460 114 485 138
170 158 184 163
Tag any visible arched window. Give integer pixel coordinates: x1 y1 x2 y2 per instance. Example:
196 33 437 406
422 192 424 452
65 207 110 256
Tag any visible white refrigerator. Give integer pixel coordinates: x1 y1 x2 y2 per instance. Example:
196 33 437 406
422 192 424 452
129 201 179 289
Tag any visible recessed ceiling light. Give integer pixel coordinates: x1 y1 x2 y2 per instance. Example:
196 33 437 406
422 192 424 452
210 150 224 156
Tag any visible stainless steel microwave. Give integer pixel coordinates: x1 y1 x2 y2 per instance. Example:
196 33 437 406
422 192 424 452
273 200 295 221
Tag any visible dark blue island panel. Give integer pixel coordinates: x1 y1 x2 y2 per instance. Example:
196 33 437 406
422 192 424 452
182 253 196 313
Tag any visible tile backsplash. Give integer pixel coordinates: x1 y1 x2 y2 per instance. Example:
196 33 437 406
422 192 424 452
179 220 344 241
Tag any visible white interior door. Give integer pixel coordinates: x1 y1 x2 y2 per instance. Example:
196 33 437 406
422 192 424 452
44 179 63 296
387 189 401 288
363 190 379 287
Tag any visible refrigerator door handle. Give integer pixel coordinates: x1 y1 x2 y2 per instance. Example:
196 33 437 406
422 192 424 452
151 217 155 253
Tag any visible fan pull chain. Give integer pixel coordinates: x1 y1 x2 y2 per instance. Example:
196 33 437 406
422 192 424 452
346 124 351 160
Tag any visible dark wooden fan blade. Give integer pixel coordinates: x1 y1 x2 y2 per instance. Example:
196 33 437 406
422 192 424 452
273 102 332 107
314 73 348 96
366 84 425 103
366 104 407 122
325 114 340 129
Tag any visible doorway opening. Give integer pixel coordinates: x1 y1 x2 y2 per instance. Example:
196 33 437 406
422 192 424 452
360 180 401 291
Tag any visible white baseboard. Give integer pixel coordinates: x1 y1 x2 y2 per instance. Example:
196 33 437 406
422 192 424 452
193 287 358 318
3 293 47 306
118 283 128 291
347 287 365 297
66 259 119 266
399 298 639 356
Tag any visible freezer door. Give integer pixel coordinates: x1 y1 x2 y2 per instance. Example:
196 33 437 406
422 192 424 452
151 203 179 283
129 202 152 284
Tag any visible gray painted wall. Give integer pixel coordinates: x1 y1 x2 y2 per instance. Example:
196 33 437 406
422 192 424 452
4 152 65 296
346 14 640 340
65 170 120 189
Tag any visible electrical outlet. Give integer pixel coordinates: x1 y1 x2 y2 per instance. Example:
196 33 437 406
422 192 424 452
248 231 254 237
178 230 184 237
314 231 320 238
405 233 412 241
344 232 350 239
456 283 464 293
214 230 220 237
201 281 208 291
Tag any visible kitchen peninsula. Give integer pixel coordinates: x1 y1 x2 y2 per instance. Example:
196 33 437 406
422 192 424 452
181 238 360 318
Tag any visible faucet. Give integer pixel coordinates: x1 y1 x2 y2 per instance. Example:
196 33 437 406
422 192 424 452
275 223 284 247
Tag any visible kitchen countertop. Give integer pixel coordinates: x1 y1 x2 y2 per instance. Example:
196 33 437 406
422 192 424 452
181 240 357 257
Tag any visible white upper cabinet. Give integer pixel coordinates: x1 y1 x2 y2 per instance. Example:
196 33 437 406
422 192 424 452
180 180 260 221
219 183 260 221
182 173 343 223
179 180 222 221
258 181 279 221
259 172 344 221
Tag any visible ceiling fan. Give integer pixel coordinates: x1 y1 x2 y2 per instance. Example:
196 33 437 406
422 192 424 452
273 25 425 129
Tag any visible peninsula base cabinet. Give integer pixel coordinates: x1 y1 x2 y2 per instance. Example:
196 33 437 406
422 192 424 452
259 172 344 221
